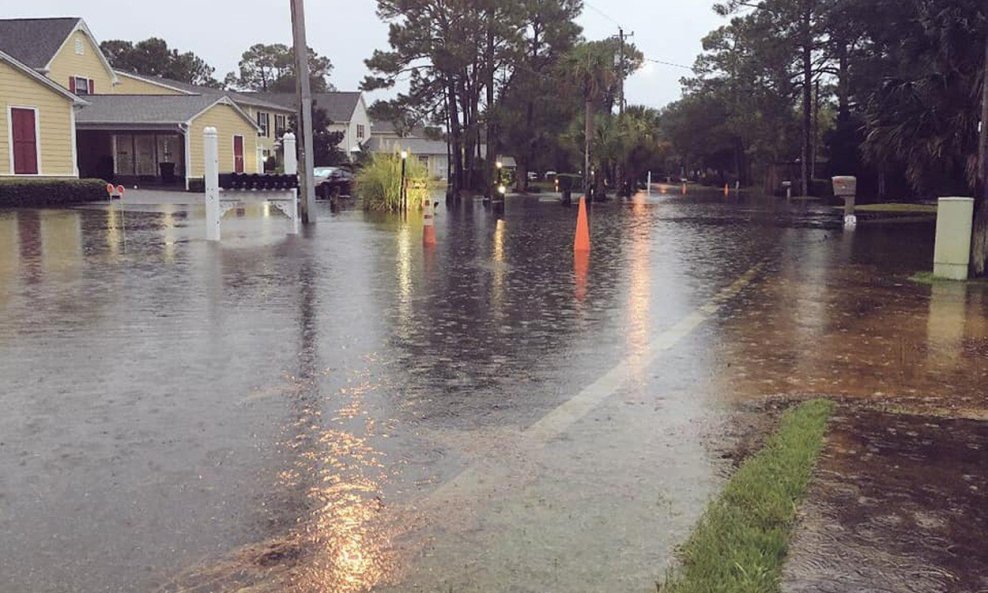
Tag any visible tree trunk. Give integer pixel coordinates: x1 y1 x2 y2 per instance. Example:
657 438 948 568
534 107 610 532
446 80 463 199
837 44 850 120
520 99 535 193
485 5 496 200
584 97 592 198
971 32 988 277
800 3 813 197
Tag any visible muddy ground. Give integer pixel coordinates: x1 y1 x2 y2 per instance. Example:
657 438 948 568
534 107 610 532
783 407 988 593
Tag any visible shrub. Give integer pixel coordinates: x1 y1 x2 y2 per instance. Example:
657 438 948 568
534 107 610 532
0 178 108 207
187 178 205 193
357 152 431 211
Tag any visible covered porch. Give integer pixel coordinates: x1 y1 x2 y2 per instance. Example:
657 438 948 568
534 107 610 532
77 127 188 189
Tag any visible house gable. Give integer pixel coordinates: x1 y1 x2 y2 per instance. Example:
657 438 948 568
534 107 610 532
0 53 81 176
113 71 190 96
45 21 118 95
187 100 261 177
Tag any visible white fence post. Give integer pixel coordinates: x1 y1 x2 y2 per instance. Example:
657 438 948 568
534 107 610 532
283 132 298 176
204 127 221 242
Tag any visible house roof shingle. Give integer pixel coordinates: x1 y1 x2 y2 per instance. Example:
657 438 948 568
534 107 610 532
114 71 292 113
248 92 362 123
75 94 254 128
0 17 80 69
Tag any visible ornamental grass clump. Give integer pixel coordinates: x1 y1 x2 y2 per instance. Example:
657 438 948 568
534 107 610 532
357 151 431 212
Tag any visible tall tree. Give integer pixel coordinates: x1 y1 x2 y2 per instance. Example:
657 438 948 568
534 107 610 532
225 44 334 92
715 0 835 195
100 38 219 87
560 39 641 196
289 104 346 166
499 0 583 191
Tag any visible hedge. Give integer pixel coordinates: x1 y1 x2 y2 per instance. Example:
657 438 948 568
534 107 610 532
0 178 108 207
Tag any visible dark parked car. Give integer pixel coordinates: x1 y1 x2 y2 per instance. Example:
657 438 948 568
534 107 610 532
314 166 354 199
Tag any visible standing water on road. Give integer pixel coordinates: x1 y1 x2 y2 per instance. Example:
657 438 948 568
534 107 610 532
1 192 974 592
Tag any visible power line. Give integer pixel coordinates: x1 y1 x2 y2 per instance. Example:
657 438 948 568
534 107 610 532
644 57 695 72
584 1 622 27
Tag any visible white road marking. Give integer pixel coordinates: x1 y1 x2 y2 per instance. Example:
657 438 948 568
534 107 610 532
429 262 765 501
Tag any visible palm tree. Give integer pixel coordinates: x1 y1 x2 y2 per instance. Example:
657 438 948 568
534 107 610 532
560 41 619 197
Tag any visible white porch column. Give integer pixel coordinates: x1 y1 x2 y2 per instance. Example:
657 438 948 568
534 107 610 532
204 127 221 241
283 132 298 175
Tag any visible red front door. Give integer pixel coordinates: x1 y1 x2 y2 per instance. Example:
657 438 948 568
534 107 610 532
11 108 39 175
233 135 245 173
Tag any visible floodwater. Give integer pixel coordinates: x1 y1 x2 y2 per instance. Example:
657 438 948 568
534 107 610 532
0 189 984 592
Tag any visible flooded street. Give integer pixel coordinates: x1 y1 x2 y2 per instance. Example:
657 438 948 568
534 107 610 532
1 191 985 592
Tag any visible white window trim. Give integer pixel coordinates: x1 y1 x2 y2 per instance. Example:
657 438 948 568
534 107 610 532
257 112 270 137
73 76 91 95
6 105 43 176
74 37 85 55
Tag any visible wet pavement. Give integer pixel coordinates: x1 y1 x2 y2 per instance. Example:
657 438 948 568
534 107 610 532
0 190 985 592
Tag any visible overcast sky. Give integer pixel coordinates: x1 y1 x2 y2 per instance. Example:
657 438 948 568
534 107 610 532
5 0 723 108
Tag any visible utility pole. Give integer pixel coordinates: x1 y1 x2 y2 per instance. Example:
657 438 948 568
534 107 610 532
800 0 813 197
616 28 634 115
290 0 317 224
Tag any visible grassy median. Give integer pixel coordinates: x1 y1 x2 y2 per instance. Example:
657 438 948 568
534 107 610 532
660 399 835 593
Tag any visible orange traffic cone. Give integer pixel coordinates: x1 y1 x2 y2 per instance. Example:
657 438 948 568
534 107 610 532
423 199 437 246
574 249 589 301
574 196 590 252
724 183 730 197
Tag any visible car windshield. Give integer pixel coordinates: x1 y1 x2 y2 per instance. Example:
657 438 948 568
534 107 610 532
313 167 337 178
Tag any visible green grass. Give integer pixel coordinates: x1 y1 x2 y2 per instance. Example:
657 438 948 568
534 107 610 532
909 271 988 286
660 399 835 593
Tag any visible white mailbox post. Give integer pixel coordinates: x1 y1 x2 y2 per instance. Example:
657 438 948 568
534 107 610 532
203 128 299 241
832 176 857 230
933 197 975 281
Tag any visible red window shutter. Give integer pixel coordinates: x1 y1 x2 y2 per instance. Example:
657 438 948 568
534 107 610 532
69 77 76 93
89 79 95 94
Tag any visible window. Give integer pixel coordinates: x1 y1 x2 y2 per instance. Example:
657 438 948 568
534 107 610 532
274 114 287 137
356 124 365 140
74 37 85 55
257 112 270 137
70 76 94 95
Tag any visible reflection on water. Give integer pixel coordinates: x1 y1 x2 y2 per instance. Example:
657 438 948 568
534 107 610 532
5 194 981 593
626 195 651 373
492 218 506 316
927 282 969 369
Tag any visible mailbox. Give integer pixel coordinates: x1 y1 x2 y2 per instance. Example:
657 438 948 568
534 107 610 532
832 176 857 197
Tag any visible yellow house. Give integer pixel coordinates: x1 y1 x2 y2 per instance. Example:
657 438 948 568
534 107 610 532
75 95 260 189
107 70 294 172
0 17 118 98
0 16 288 186
0 49 87 177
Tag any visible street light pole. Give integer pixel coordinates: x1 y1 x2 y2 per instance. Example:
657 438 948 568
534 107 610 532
400 150 408 212
290 0 317 224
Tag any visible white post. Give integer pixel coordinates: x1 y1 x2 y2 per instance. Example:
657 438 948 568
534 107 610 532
204 127 221 241
647 171 652 195
283 132 297 176
934 197 975 280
